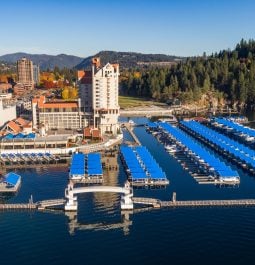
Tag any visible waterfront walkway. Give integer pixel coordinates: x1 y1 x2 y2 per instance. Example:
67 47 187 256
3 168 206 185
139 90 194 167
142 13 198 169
122 123 141 145
133 197 255 208
1 197 255 211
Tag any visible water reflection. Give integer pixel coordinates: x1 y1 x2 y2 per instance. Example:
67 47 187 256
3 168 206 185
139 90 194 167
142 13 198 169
93 153 120 210
65 210 133 236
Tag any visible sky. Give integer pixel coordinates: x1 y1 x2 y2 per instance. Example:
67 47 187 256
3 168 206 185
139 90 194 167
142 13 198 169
0 0 254 57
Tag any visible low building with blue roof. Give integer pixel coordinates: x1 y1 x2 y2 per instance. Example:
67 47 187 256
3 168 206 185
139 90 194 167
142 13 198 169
0 172 21 192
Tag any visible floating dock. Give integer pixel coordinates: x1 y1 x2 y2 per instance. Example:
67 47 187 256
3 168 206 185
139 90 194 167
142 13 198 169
157 122 240 185
69 153 103 183
180 120 255 174
122 122 141 145
134 197 255 208
0 172 21 192
211 117 255 145
0 152 64 166
120 145 169 186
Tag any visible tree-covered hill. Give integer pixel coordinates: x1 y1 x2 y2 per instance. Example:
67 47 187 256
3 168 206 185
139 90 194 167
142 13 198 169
75 50 183 69
121 39 255 108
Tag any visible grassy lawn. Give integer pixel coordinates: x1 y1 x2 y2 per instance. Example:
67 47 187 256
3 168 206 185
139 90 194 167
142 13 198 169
119 95 166 109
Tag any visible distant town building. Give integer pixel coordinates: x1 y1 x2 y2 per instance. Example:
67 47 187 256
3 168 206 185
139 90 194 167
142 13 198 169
0 99 16 127
13 83 25 95
33 65 40 86
17 57 34 89
0 82 12 93
78 57 120 135
3 117 32 134
16 98 32 116
32 96 85 129
0 93 12 100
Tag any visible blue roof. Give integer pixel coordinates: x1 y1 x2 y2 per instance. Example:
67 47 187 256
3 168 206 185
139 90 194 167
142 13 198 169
4 134 14 139
120 145 167 181
70 153 103 177
4 172 21 186
26 133 35 139
15 133 24 139
160 121 239 178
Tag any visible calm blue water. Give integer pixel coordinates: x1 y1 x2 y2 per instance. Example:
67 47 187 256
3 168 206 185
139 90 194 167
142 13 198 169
1 117 255 265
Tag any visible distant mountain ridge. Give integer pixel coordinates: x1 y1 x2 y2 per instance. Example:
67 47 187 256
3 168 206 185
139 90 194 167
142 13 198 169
0 52 83 70
75 51 183 69
0 51 183 70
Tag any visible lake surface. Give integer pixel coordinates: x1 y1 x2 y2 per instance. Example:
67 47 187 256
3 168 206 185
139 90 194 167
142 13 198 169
1 117 255 265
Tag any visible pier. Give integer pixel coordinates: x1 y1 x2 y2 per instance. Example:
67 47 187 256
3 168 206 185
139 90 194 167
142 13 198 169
0 198 66 211
0 203 37 210
133 195 255 208
122 122 141 145
2 194 255 212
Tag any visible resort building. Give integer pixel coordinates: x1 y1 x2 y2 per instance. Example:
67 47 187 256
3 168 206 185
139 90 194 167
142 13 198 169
78 57 120 135
17 57 34 89
32 95 85 130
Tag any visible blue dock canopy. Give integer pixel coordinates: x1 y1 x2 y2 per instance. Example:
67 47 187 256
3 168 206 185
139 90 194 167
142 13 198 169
120 145 167 181
4 172 21 186
70 153 85 176
159 121 239 179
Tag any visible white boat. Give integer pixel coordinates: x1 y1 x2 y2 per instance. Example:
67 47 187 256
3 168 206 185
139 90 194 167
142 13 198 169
165 145 178 153
128 120 135 126
219 176 240 184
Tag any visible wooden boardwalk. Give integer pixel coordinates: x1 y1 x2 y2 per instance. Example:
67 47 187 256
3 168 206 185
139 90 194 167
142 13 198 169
133 197 255 208
0 203 37 210
123 123 141 145
0 198 66 211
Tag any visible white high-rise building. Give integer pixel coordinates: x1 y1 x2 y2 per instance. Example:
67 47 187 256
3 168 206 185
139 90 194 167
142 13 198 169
92 58 120 135
78 57 120 135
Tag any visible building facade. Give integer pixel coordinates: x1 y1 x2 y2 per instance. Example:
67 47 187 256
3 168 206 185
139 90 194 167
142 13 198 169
17 58 34 89
33 65 40 86
78 57 120 135
0 100 16 127
32 96 85 130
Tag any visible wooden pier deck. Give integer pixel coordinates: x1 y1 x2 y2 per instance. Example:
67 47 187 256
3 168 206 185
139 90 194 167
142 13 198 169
133 197 255 208
123 123 141 145
0 198 66 211
0 203 37 210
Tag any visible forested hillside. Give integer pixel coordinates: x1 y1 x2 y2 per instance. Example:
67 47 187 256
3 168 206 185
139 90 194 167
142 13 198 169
121 39 255 108
76 51 182 69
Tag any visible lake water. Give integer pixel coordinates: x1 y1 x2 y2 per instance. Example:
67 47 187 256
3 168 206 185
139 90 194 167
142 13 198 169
1 117 255 265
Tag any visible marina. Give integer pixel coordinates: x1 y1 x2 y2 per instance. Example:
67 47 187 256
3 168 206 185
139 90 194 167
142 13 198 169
180 120 255 174
156 122 240 185
210 117 255 146
0 152 65 166
2 116 255 265
69 153 103 183
120 145 169 186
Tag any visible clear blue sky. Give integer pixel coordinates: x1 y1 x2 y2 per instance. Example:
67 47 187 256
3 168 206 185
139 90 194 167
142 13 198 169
0 0 254 57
